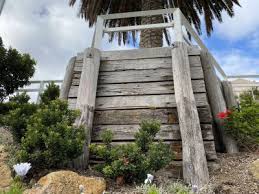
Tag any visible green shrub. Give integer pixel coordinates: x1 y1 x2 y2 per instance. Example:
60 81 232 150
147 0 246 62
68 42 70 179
100 129 113 146
9 92 31 104
222 93 259 148
39 82 60 104
0 93 38 142
146 141 173 171
90 120 174 183
135 120 160 152
17 99 85 169
0 93 30 118
3 103 38 142
1 83 60 143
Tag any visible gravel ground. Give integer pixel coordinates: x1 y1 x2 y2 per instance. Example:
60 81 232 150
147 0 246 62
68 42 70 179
202 152 259 194
0 127 13 145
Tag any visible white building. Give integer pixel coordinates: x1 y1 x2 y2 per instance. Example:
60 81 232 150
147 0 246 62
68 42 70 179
231 78 259 97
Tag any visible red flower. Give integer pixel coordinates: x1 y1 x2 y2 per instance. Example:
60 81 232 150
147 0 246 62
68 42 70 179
217 110 232 119
217 112 227 119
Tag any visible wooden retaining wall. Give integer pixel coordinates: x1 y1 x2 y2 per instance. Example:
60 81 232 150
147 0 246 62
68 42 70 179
65 47 217 167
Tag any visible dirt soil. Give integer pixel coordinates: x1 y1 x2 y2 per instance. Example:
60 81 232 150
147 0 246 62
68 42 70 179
204 152 259 194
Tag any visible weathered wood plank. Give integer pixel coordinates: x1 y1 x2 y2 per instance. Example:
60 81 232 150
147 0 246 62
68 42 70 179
222 81 238 109
93 107 212 125
72 66 204 85
72 48 101 170
68 93 208 110
73 56 201 72
90 141 217 161
200 51 238 154
170 141 217 161
92 124 214 141
77 47 200 61
172 42 209 187
69 80 206 97
101 47 200 61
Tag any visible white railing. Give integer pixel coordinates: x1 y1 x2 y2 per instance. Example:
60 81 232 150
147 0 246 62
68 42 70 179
16 80 63 104
92 8 259 81
227 74 259 79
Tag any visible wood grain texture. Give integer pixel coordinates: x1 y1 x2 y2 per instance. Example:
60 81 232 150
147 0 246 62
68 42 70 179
93 107 212 125
73 48 101 170
200 51 238 154
92 124 214 141
68 93 208 110
72 66 204 86
222 81 238 109
76 47 200 61
172 42 209 187
74 56 201 72
60 56 76 100
69 80 206 97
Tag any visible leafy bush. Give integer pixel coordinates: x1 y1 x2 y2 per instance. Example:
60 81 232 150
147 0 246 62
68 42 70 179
39 82 60 104
17 99 85 169
100 129 113 146
0 93 38 142
1 83 60 143
90 120 173 183
135 120 160 152
3 103 38 143
0 93 31 117
0 37 36 101
219 93 259 149
0 86 85 171
9 92 31 104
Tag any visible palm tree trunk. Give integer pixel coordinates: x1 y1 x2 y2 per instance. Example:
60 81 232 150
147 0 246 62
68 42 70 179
139 0 163 48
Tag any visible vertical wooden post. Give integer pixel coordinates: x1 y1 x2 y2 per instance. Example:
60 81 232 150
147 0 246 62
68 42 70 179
222 81 238 109
73 48 101 169
60 56 76 100
171 42 209 188
93 16 104 49
200 51 238 153
173 9 184 43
